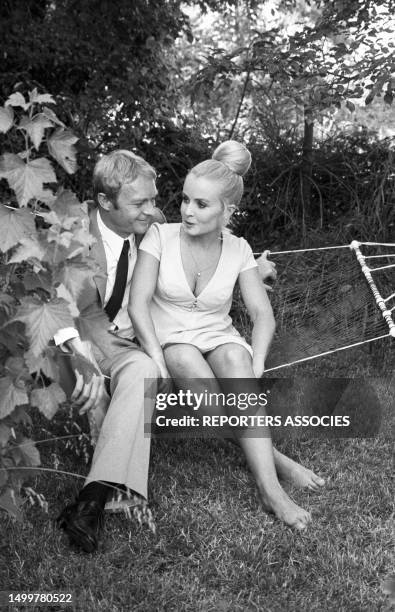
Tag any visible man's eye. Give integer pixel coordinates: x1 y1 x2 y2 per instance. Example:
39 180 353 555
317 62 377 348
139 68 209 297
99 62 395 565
197 201 206 209
182 196 189 204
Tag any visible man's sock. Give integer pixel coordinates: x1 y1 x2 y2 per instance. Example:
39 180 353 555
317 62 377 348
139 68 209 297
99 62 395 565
77 481 125 509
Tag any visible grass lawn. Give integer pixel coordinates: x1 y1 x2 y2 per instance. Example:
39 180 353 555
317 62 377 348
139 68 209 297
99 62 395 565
1 377 393 612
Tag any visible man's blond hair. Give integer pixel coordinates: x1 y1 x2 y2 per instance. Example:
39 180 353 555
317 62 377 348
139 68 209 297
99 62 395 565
93 149 156 206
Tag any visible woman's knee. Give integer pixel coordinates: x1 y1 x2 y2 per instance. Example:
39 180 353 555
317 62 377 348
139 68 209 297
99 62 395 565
219 345 252 372
164 345 201 376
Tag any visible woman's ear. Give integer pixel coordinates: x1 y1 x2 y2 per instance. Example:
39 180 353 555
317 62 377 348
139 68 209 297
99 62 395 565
224 205 236 224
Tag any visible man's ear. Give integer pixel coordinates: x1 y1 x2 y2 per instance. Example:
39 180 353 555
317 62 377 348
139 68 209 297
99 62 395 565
97 193 112 211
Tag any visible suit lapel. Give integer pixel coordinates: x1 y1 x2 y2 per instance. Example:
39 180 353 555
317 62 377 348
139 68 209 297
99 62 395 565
89 208 108 305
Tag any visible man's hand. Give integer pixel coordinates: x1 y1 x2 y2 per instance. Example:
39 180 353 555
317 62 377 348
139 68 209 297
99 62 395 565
64 337 107 414
256 250 277 291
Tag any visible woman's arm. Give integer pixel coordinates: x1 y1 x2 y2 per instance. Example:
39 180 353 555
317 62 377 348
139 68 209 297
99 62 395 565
238 267 276 378
128 251 169 379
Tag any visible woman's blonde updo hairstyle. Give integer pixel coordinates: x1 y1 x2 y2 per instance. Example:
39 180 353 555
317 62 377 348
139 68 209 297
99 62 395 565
189 140 251 213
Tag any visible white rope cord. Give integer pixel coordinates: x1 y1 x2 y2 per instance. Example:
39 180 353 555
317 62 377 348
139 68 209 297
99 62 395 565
253 241 395 257
264 333 390 373
368 263 395 272
364 254 395 259
384 292 395 303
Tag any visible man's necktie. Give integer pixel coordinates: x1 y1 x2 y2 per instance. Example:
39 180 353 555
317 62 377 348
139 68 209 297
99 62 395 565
104 239 130 322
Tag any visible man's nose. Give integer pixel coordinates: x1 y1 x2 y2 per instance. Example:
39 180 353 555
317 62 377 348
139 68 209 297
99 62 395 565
141 200 156 215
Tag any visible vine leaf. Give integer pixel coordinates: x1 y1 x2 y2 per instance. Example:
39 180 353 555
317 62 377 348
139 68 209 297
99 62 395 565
25 349 59 380
0 423 11 447
0 376 29 419
13 297 74 356
0 204 36 252
56 261 97 302
0 154 56 206
30 383 66 420
55 283 80 317
0 488 23 522
9 236 47 264
42 106 65 127
47 130 78 174
5 92 30 110
18 436 41 466
19 114 54 150
0 105 14 133
29 89 56 106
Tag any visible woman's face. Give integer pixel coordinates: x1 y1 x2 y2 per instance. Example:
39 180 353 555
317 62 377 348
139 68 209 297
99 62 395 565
181 174 229 237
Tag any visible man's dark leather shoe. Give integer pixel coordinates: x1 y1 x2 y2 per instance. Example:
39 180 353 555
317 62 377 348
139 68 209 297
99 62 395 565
57 500 104 553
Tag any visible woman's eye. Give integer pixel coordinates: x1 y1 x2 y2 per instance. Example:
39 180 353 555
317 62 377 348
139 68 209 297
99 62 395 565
197 202 206 209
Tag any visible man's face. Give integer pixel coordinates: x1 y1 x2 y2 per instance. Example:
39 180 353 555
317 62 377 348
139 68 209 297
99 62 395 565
101 175 158 237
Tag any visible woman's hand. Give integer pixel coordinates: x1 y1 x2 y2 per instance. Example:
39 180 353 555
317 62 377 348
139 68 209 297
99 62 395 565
252 354 266 378
256 250 277 291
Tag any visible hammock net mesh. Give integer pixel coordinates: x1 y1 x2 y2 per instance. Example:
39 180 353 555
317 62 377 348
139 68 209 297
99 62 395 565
236 243 395 376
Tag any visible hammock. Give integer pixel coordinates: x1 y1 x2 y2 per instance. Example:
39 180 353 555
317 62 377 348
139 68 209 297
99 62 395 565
252 241 395 375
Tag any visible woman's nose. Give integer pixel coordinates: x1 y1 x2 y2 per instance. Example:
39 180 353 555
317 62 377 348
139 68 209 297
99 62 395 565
184 203 194 217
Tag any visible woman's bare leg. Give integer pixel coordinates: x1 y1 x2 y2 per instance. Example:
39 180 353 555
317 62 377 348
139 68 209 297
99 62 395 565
163 344 226 420
206 343 320 529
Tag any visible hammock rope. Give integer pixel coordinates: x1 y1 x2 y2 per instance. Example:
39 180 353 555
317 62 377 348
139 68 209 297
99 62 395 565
253 240 395 372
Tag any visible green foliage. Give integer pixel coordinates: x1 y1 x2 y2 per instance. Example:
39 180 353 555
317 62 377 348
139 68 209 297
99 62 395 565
0 88 93 520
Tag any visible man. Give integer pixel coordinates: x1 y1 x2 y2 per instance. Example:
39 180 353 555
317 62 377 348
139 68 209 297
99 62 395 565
56 149 276 553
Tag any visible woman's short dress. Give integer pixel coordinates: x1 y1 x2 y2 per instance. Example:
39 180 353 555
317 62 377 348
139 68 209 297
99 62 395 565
139 223 258 355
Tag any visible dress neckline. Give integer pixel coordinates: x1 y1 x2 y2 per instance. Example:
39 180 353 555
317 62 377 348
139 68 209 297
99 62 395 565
178 224 225 299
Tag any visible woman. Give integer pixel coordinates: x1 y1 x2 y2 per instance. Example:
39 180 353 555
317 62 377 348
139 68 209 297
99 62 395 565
129 141 324 530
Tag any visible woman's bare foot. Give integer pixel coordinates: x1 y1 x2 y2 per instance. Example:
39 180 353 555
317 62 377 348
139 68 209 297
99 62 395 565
260 484 312 530
273 449 325 491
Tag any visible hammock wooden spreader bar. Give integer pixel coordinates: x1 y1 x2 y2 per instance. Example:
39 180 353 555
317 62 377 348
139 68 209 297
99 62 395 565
350 240 395 338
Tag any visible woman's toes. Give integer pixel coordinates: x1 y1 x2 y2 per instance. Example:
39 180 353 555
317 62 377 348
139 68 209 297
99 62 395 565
313 474 325 487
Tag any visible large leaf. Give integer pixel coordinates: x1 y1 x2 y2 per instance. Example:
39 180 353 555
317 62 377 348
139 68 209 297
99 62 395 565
18 436 41 467
52 189 87 221
0 376 28 419
47 130 78 174
25 349 59 380
0 423 11 447
19 114 53 150
42 106 65 127
13 297 74 356
55 261 98 301
29 89 56 106
30 383 66 420
0 293 16 317
0 105 14 133
0 205 36 252
5 92 30 110
0 322 28 355
0 488 23 521
9 236 47 264
0 154 56 206
55 283 80 317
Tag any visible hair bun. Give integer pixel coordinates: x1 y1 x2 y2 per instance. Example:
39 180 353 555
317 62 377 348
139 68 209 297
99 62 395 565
212 140 251 177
